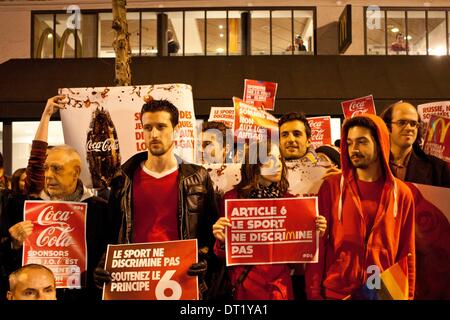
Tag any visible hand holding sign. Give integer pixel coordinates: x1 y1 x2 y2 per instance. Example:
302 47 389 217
213 217 232 242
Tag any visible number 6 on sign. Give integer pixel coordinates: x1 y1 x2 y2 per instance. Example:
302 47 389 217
155 270 182 300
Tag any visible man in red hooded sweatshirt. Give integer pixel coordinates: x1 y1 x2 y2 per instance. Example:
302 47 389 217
306 114 415 300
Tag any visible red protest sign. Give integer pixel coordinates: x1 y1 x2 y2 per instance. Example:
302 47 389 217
103 239 198 300
418 101 450 125
243 79 278 111
233 97 278 141
225 197 318 266
423 115 450 163
341 95 376 118
307 116 332 149
22 200 87 289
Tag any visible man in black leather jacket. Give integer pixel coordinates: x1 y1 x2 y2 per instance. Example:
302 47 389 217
94 98 218 298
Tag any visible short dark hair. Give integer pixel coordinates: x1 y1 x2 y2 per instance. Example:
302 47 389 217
11 168 26 196
278 112 312 139
201 121 228 140
380 101 423 149
342 116 380 147
140 99 179 127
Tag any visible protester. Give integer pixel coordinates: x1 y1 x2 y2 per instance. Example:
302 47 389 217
212 140 327 300
7 264 56 300
0 152 9 190
10 168 27 196
316 145 341 169
3 96 112 301
94 98 218 299
306 114 415 300
201 121 231 164
380 101 450 187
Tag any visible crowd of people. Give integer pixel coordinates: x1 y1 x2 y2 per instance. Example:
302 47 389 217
0 95 448 300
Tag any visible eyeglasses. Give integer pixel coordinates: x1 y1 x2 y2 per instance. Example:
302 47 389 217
391 120 421 128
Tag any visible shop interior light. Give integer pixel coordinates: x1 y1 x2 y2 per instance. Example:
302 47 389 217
216 48 224 53
391 27 399 33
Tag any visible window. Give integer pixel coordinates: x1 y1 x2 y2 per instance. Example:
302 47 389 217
34 14 54 58
141 12 157 56
428 11 447 56
168 11 184 55
271 11 292 55
366 8 385 55
293 10 314 54
387 11 407 55
365 7 450 56
251 11 270 55
12 122 64 173
127 12 140 56
407 11 426 55
206 11 227 55
228 11 241 55
184 11 203 55
98 13 115 57
34 7 316 58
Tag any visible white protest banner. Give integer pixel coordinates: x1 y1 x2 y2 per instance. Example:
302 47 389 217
208 107 235 131
418 101 450 125
59 84 196 187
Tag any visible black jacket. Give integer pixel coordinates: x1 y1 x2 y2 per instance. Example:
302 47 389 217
402 146 450 188
109 151 218 262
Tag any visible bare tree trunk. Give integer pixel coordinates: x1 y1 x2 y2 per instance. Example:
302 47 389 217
112 0 132 86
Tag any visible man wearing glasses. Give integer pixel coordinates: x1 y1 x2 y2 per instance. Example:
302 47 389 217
380 101 450 187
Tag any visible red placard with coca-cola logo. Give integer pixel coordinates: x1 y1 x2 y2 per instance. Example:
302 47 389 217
341 95 377 118
307 116 332 149
225 198 318 266
22 200 87 289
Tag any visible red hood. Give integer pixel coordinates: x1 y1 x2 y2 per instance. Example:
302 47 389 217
340 113 395 185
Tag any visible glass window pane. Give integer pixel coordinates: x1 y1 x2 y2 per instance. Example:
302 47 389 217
206 11 226 56
294 10 314 55
387 11 407 55
141 12 157 56
34 14 54 58
184 11 203 56
366 8 386 55
56 14 76 58
271 11 292 55
228 11 241 55
79 13 97 57
251 11 270 55
167 12 184 56
407 11 426 55
98 13 115 57
127 12 140 56
12 121 64 173
428 11 447 56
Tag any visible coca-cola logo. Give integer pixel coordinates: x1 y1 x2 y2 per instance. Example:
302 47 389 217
86 138 119 152
349 100 367 111
311 128 325 141
350 109 369 118
309 121 324 129
36 206 75 247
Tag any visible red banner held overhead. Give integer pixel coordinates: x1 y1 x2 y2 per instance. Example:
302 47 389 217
225 197 318 266
22 200 87 289
243 79 278 111
103 240 198 300
233 97 278 141
307 116 332 149
341 95 376 119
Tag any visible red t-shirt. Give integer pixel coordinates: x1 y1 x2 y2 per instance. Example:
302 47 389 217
356 176 385 235
132 163 179 243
